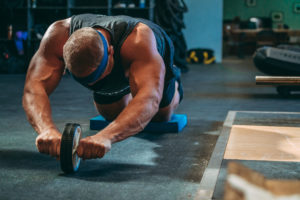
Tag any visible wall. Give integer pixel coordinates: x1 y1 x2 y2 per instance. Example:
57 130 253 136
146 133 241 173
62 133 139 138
183 0 223 63
224 0 300 29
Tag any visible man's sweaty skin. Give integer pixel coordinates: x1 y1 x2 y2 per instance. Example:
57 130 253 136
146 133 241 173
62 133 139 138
23 18 180 160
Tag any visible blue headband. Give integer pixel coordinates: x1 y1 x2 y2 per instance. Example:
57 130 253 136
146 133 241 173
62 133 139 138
71 30 108 86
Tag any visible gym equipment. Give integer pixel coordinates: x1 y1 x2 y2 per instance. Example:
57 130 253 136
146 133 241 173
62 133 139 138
90 114 187 133
254 45 300 96
253 45 300 76
187 48 215 64
256 76 300 97
60 123 82 173
256 76 300 85
154 0 189 72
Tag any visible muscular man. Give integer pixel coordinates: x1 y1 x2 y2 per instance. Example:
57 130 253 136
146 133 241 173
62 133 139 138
23 14 183 160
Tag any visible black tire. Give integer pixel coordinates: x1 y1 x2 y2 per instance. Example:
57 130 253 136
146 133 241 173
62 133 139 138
60 123 81 174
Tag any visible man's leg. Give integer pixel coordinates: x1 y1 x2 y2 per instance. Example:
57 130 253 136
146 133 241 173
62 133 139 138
95 82 180 122
152 81 181 122
94 93 132 121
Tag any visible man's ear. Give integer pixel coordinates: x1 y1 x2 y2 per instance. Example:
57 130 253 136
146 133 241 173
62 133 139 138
108 45 114 55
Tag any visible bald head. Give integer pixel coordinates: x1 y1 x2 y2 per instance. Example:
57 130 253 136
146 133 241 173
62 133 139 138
63 27 104 77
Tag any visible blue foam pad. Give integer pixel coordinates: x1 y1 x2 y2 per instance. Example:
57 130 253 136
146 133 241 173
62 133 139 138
90 114 187 133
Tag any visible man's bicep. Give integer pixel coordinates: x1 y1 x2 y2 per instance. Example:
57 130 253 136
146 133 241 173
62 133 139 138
25 20 68 95
124 24 166 97
129 54 165 98
25 50 65 95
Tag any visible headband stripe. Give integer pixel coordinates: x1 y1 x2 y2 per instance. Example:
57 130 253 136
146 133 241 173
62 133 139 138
72 30 108 85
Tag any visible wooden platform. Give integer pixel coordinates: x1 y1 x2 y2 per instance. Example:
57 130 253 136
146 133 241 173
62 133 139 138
196 111 300 200
224 125 300 162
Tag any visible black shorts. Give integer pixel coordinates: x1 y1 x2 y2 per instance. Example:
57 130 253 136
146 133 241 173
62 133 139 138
158 66 183 107
93 66 183 108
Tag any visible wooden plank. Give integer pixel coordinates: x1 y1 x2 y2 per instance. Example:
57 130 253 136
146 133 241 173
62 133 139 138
224 162 300 200
224 125 300 162
256 76 300 85
197 111 300 200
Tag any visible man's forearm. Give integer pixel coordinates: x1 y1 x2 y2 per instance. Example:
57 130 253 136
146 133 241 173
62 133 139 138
99 94 160 143
23 90 57 135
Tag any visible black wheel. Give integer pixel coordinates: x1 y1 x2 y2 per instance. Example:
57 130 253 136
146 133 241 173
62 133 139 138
276 86 291 97
60 123 82 174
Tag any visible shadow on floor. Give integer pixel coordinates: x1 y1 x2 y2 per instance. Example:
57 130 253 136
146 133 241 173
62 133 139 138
0 149 155 182
0 149 58 171
62 161 154 182
0 120 218 184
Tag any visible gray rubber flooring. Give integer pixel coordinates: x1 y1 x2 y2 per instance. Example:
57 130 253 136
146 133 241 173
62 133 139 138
1 57 300 200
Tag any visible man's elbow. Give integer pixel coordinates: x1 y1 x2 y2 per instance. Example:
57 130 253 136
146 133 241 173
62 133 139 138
137 92 160 114
22 88 32 111
149 92 161 113
22 83 43 109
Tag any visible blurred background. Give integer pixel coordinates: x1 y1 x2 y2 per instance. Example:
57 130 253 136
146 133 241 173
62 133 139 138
0 0 299 73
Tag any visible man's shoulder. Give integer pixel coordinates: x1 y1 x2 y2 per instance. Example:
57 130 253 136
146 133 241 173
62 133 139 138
121 23 158 64
126 23 156 53
126 23 153 47
41 18 71 46
48 18 71 36
134 23 152 35
37 18 71 58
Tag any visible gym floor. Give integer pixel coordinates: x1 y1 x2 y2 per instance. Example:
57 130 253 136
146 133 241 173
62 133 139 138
1 57 300 200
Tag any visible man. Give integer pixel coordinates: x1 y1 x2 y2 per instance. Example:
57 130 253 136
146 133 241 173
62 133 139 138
23 14 183 160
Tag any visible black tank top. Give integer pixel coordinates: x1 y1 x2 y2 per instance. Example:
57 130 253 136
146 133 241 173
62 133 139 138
70 14 175 95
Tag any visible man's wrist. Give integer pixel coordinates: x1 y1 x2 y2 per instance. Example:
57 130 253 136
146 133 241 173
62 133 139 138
39 126 59 135
93 133 112 153
95 132 113 143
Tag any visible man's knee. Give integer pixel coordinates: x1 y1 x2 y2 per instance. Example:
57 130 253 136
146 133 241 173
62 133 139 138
152 107 173 122
94 94 132 121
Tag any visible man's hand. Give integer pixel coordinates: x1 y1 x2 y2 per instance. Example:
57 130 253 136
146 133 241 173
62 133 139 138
35 128 61 158
76 134 111 160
